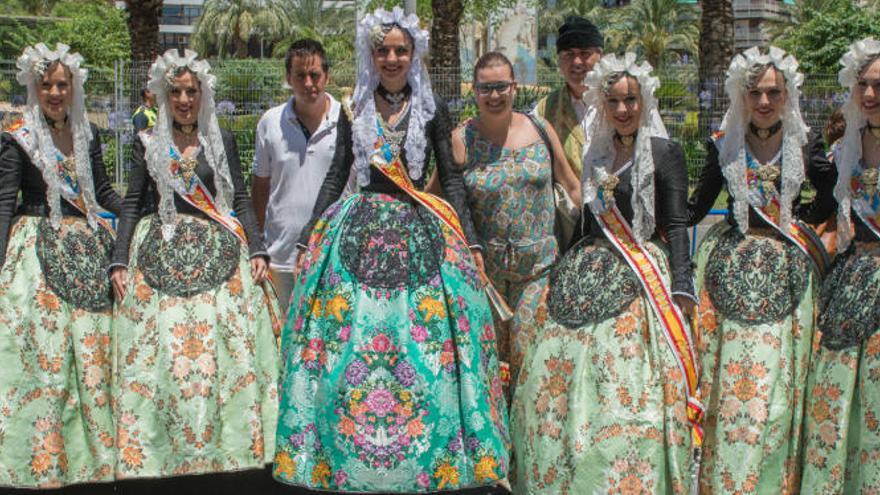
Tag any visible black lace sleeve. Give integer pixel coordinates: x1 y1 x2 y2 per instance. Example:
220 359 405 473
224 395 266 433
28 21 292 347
110 135 150 267
0 134 24 267
222 129 266 258
798 128 837 224
88 124 123 216
653 137 695 297
295 109 354 247
431 94 480 248
687 137 724 226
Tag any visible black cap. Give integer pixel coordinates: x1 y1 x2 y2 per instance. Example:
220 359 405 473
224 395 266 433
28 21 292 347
556 16 604 52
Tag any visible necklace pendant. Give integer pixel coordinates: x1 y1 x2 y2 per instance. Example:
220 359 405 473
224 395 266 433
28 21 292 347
178 156 198 185
862 167 879 198
599 174 620 200
60 155 77 181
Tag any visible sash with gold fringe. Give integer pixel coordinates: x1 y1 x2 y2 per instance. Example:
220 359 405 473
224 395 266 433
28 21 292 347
371 121 514 322
591 204 704 446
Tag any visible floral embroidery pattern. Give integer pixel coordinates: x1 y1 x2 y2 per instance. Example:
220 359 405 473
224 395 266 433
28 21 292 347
705 227 809 324
548 241 640 327
137 215 240 297
339 198 444 288
275 193 508 492
0 217 115 488
817 242 880 350
35 218 114 311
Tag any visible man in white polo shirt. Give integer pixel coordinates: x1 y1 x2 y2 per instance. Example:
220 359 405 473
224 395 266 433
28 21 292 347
252 39 352 316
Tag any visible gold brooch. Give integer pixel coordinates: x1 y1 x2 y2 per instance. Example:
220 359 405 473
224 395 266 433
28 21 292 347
756 163 780 195
60 155 77 181
599 174 620 199
177 156 198 184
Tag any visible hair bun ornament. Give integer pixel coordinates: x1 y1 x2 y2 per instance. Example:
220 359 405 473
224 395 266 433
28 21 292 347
16 42 87 88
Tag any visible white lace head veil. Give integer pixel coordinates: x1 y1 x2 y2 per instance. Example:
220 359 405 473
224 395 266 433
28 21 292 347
834 37 880 251
719 46 809 234
15 42 97 230
351 6 435 186
145 48 234 240
580 52 668 244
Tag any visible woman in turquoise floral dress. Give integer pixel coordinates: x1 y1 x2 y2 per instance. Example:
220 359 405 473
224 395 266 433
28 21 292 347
801 37 880 494
511 53 698 494
687 47 835 494
273 8 509 494
455 52 580 394
0 43 121 492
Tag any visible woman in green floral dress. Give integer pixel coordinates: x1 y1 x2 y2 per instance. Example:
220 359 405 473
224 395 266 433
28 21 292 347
511 53 698 494
273 8 509 494
456 52 580 394
0 43 121 491
688 47 835 494
108 49 279 492
801 38 880 494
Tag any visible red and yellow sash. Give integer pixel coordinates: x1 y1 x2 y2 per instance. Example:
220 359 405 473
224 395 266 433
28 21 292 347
368 153 515 322
753 198 830 277
166 153 282 335
593 205 704 446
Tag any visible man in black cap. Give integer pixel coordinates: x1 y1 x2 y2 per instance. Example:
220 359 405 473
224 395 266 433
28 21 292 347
533 16 603 177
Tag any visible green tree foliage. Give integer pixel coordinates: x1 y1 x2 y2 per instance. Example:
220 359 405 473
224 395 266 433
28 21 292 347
271 0 356 67
607 0 699 69
776 1 880 74
192 0 289 58
0 0 129 67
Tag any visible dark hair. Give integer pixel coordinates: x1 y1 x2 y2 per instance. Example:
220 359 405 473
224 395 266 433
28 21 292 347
823 108 846 145
285 39 329 75
472 51 515 82
140 88 151 99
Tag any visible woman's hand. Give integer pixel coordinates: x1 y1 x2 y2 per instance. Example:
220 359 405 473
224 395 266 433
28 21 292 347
293 248 306 276
674 294 696 321
110 266 128 301
251 256 268 282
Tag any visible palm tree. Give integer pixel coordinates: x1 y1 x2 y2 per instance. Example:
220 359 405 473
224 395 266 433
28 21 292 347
192 0 288 58
698 0 734 133
271 0 356 66
124 0 163 62
610 0 699 69
430 0 465 98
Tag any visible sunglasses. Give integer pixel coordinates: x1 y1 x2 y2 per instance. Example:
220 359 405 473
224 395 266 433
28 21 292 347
474 81 514 96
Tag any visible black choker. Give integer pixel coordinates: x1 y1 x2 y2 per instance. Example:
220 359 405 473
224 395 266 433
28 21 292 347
749 120 783 140
377 84 412 111
866 121 880 140
173 121 198 135
45 114 68 131
614 131 636 147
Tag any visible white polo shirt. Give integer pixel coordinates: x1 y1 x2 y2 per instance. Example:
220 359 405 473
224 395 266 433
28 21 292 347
253 94 351 271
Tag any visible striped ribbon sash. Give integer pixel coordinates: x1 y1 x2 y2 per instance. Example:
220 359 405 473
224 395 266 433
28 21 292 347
752 198 830 277
592 205 704 446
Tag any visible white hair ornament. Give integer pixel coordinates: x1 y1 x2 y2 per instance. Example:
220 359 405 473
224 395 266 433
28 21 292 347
144 49 234 240
351 7 435 186
718 46 809 234
15 43 98 230
834 37 880 251
580 52 667 244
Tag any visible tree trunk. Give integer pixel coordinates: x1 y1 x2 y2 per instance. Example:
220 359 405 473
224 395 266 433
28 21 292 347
125 0 163 63
698 0 735 135
430 0 464 102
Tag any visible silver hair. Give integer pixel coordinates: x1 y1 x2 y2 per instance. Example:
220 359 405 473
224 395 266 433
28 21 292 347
746 62 785 89
859 53 880 78
602 71 638 94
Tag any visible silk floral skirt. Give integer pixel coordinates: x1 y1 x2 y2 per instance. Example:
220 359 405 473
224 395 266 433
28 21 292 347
0 215 116 488
694 222 816 494
273 192 510 493
510 237 694 495
113 213 279 480
801 240 880 493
